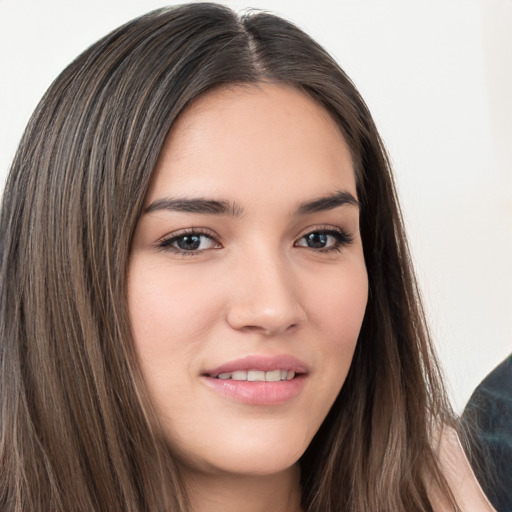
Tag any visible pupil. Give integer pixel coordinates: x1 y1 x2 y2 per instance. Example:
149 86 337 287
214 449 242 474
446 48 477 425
178 235 201 250
307 232 327 248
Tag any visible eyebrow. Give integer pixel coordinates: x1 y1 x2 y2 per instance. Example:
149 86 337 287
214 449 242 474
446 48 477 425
145 197 244 216
296 190 359 215
144 190 359 217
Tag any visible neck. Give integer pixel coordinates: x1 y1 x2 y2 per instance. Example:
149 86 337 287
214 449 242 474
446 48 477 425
183 463 302 512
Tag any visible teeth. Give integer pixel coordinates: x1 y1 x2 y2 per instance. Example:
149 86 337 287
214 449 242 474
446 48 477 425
214 369 297 381
247 370 265 382
265 369 281 382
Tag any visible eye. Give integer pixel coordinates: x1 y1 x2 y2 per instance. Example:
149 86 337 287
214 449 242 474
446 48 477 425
156 229 220 254
294 228 353 252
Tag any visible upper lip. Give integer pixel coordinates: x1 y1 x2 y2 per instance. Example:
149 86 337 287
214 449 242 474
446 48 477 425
203 354 309 377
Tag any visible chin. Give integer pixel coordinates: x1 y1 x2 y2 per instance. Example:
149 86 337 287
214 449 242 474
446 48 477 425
202 450 304 478
171 422 311 478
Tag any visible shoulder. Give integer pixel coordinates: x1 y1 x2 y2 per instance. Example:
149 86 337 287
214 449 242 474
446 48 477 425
461 355 512 511
428 426 496 512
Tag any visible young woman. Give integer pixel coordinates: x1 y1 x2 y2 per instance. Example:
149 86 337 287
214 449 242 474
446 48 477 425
0 3 494 511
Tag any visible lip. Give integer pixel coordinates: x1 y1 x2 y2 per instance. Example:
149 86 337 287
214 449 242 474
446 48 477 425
203 354 309 377
201 354 309 406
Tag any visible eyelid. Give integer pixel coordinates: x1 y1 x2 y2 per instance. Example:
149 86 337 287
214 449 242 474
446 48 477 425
295 224 352 239
153 224 354 256
294 225 354 251
155 227 222 254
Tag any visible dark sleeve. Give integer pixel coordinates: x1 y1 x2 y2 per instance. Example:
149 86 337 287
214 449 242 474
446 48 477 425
460 354 512 512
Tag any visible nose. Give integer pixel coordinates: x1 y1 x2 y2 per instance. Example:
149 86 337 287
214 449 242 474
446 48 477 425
225 250 306 336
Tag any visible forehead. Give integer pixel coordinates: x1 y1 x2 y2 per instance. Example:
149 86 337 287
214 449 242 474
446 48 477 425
146 83 356 206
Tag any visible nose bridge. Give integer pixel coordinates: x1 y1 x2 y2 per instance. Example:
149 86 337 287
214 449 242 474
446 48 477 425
226 242 305 335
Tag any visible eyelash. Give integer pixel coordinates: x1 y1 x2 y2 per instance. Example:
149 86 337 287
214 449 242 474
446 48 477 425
156 228 221 256
294 227 354 253
155 226 354 256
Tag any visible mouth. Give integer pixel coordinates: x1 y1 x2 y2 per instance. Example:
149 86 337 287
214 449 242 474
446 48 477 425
202 353 308 380
201 354 308 405
207 369 297 382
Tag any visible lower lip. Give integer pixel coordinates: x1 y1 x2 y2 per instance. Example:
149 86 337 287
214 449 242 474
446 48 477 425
201 375 307 405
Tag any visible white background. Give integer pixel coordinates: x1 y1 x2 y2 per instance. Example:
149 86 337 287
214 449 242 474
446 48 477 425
0 0 510 412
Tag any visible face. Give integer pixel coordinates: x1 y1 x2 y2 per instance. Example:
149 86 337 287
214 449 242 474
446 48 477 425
127 83 368 479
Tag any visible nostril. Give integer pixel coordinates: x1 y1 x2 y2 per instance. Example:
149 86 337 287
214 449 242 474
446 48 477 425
226 302 305 336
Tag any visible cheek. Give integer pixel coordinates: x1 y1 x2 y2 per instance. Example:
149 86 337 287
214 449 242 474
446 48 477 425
128 260 223 350
306 262 368 395
126 260 229 408
308 259 368 346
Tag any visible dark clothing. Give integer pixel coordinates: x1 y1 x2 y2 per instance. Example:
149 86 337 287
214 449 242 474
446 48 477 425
461 355 512 512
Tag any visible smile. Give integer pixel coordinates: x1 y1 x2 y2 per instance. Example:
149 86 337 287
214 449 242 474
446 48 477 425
201 354 308 405
214 370 296 381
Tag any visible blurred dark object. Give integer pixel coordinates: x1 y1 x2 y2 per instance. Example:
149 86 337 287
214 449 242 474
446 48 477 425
460 354 512 512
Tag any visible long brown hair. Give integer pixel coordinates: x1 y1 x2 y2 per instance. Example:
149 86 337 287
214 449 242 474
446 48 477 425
0 3 454 511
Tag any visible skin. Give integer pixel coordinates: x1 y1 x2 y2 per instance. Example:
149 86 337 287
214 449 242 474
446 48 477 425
430 428 496 511
127 83 368 512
